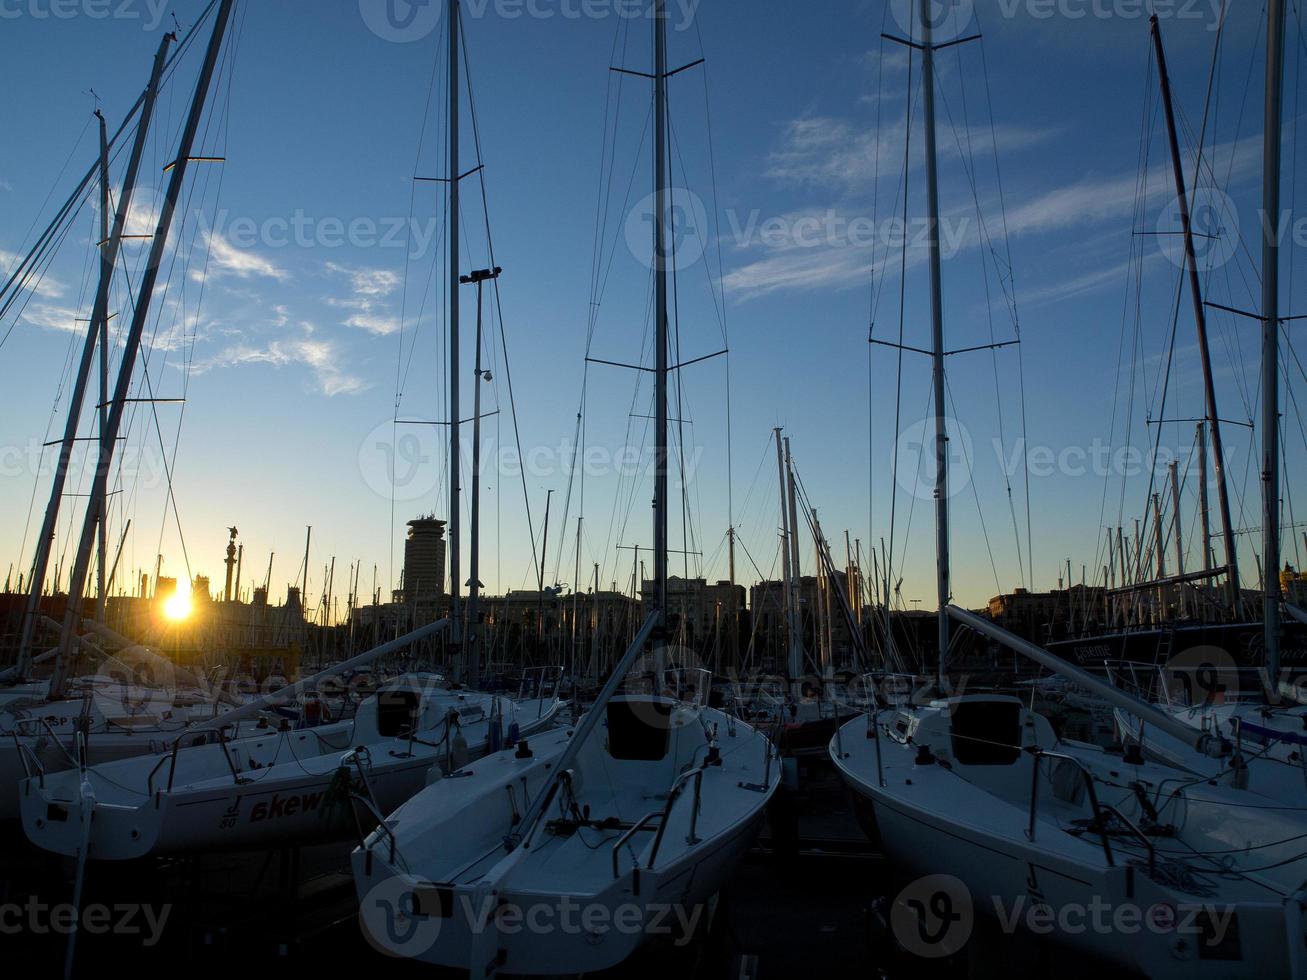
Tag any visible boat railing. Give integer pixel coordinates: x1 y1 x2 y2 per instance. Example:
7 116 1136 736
1026 751 1156 875
738 719 778 793
861 711 886 787
517 666 564 718
11 732 47 785
611 764 708 883
1027 750 1117 867
12 717 83 777
1095 802 1156 875
146 739 184 796
352 791 406 871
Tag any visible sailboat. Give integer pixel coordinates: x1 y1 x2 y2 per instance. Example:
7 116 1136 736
350 4 778 975
832 4 1307 976
0 6 255 821
1047 11 1307 675
1112 5 1304 807
18 652 560 859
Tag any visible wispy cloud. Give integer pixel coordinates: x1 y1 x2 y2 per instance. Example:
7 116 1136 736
326 262 401 334
344 312 400 336
18 302 82 333
0 248 67 299
328 263 400 299
202 231 290 282
723 246 871 301
194 323 367 397
764 116 1057 187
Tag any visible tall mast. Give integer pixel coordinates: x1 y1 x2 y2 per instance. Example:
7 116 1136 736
1263 0 1288 684
14 32 172 679
463 266 500 685
774 428 797 677
920 0 950 686
1197 422 1213 569
1150 14 1241 611
784 438 804 675
94 110 110 624
448 0 463 652
651 0 670 640
54 0 237 693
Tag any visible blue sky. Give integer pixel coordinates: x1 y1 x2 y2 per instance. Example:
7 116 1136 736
0 0 1301 617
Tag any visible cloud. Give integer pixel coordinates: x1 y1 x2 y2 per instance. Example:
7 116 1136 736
202 231 290 282
344 312 400 336
0 178 12 192
723 246 872 301
764 116 1056 187
326 262 402 333
327 263 400 299
0 248 67 299
18 302 82 333
193 322 367 397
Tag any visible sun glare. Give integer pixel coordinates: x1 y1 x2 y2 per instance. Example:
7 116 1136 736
163 591 193 623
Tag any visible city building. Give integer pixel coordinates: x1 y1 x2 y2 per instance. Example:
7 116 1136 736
402 516 447 602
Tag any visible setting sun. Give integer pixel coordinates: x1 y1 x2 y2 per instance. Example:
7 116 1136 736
162 591 193 623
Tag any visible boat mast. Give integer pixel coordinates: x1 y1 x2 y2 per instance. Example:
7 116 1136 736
51 0 234 698
13 31 172 680
919 0 950 687
1263 0 1288 683
463 265 500 686
95 110 110 624
1150 14 1241 613
448 0 463 664
652 0 670 650
774 428 798 678
1197 422 1213 569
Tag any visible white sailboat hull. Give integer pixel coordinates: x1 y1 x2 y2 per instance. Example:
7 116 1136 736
832 701 1307 978
19 688 563 859
354 703 778 976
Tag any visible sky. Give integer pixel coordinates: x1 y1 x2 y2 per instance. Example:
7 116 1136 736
0 0 1303 620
